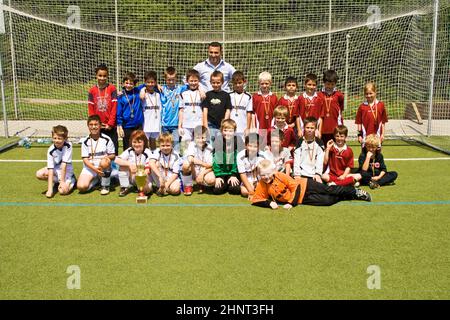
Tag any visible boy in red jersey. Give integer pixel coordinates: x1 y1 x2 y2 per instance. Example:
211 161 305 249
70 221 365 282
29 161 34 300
277 76 301 135
318 70 344 145
322 125 362 187
270 105 296 152
355 82 388 146
298 73 323 139
88 63 119 155
252 71 278 142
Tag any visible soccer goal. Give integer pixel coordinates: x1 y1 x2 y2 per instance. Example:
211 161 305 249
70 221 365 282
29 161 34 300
0 0 449 152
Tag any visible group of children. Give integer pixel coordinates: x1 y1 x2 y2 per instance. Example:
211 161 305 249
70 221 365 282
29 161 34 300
36 64 398 209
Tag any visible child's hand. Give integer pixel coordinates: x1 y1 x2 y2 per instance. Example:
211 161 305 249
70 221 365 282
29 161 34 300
58 181 69 194
326 139 334 150
315 130 321 139
215 177 224 189
228 176 239 187
338 174 346 180
297 131 303 139
283 204 293 210
118 126 124 138
244 128 250 137
45 189 54 198
129 164 137 174
371 176 380 182
139 87 146 100
270 201 278 210
178 128 185 137
199 88 206 100
313 174 323 184
358 136 363 144
157 84 163 93
380 135 384 143
366 151 373 159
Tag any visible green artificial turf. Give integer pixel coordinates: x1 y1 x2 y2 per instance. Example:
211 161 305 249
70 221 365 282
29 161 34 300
0 142 449 299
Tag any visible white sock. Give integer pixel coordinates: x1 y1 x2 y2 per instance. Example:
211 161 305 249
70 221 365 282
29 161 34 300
101 177 111 187
118 170 130 188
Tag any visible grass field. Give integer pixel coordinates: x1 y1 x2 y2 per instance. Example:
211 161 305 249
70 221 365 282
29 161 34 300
0 141 449 299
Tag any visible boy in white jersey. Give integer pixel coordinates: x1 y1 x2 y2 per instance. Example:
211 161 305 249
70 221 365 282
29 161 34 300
229 71 253 137
237 133 267 198
180 125 215 196
148 133 181 196
77 115 116 195
293 117 325 183
115 130 153 197
178 69 204 154
140 70 162 151
264 129 293 176
36 125 76 198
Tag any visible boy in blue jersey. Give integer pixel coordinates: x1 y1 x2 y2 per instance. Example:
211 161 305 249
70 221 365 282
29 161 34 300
117 72 144 151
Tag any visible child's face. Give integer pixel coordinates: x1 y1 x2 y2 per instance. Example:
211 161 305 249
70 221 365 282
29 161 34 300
123 79 135 92
132 139 145 154
324 81 336 92
96 70 108 87
365 89 376 103
270 137 281 150
305 80 317 95
194 134 207 148
210 76 223 92
304 122 316 139
334 133 347 147
275 116 287 127
246 142 259 156
259 80 272 94
165 73 177 88
232 79 246 93
366 144 378 155
88 120 101 136
285 82 298 96
145 79 157 92
52 134 65 149
260 170 275 184
159 141 173 155
188 76 200 90
221 128 235 140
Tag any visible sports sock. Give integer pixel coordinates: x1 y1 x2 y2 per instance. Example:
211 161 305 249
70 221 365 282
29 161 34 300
118 170 130 188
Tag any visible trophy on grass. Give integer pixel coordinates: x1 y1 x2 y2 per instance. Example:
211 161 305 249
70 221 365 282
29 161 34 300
135 164 148 204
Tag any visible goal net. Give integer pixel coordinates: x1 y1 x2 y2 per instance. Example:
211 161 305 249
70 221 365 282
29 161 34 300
0 0 449 152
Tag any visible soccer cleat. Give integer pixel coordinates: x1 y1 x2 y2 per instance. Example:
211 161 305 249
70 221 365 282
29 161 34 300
100 186 110 195
119 187 131 197
355 188 372 202
184 185 193 196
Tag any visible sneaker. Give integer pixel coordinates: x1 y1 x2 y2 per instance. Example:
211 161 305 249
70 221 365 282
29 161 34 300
369 181 380 189
355 188 372 202
100 186 110 195
184 185 193 196
119 187 131 197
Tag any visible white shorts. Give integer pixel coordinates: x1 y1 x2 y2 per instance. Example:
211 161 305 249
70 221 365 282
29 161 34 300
181 128 195 142
50 169 76 188
150 171 180 188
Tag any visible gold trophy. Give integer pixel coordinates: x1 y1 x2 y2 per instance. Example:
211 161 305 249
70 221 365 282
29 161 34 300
135 164 148 204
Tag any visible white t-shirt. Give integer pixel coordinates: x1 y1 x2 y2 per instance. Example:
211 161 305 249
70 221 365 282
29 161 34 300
293 138 325 177
47 141 74 177
229 91 252 135
81 133 115 168
185 141 213 175
150 149 182 179
118 147 153 167
237 149 267 184
180 89 203 129
143 91 162 133
264 147 292 173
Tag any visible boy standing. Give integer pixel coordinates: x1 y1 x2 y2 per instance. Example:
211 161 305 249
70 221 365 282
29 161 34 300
298 73 323 139
202 70 232 142
318 70 345 144
229 71 253 137
293 117 325 183
322 125 361 187
77 115 116 195
277 76 301 134
358 134 398 189
141 70 162 151
252 71 278 141
36 125 76 198
117 72 144 151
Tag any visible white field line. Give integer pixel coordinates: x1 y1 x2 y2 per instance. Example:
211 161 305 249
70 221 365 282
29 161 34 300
0 158 449 163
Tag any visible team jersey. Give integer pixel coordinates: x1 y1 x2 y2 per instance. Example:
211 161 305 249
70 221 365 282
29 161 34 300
293 138 325 177
237 149 267 184
355 99 388 139
251 172 308 206
326 143 354 177
318 88 345 134
117 87 144 129
118 147 153 168
298 92 323 123
46 142 74 177
81 133 115 168
143 91 162 133
186 141 213 173
277 95 300 125
180 89 203 129
230 91 253 135
264 146 293 173
358 148 388 176
88 84 118 128
252 91 278 130
150 149 182 178
160 84 188 128
269 124 296 149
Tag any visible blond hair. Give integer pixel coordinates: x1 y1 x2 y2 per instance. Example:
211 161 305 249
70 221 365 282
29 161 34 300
258 159 275 174
364 82 377 94
220 119 237 132
258 71 272 82
273 105 289 118
365 134 380 148
158 132 173 145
